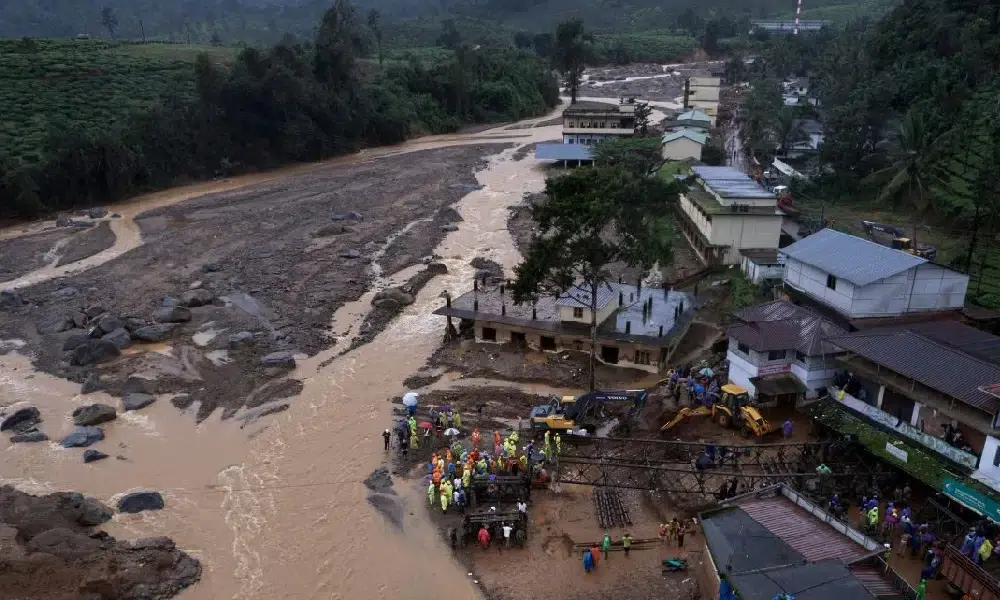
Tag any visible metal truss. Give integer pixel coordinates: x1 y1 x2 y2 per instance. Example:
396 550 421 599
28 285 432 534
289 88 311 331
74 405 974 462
553 436 895 505
915 496 971 543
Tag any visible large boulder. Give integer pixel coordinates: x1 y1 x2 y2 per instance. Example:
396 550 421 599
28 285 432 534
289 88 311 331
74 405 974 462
72 404 117 427
1 407 41 432
426 262 448 275
55 215 73 227
180 289 214 308
228 331 256 348
118 491 165 514
331 211 363 221
25 527 103 561
122 316 148 332
83 449 109 463
60 426 105 448
155 306 191 323
340 249 361 259
87 207 108 219
70 311 88 328
50 286 80 299
81 372 101 394
133 323 177 342
62 333 91 352
372 288 415 307
84 305 105 319
101 327 133 350
122 393 155 412
37 315 75 335
0 290 23 309
261 351 296 369
123 376 155 395
11 431 48 443
71 339 120 366
96 314 124 335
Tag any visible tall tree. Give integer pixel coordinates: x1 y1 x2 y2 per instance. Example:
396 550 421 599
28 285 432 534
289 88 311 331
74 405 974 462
100 7 118 39
862 108 946 247
770 108 808 157
367 9 384 67
438 19 462 50
553 19 587 104
511 166 679 390
593 137 662 175
314 0 360 89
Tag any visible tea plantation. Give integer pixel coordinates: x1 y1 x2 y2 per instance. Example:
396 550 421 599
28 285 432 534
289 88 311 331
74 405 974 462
0 39 236 165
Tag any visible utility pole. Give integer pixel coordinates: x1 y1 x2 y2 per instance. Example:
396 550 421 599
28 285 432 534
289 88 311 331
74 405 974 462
139 19 146 43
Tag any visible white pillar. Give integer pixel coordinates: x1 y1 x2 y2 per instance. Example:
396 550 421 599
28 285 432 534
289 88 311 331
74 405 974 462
910 402 922 427
876 385 885 409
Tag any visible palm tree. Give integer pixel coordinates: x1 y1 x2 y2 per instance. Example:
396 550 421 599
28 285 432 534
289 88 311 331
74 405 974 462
862 108 946 248
770 107 809 157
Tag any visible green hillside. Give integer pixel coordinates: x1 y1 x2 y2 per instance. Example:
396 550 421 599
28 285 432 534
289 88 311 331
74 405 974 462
0 39 237 165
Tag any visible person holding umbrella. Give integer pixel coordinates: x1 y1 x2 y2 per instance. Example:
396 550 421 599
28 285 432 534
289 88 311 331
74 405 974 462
402 392 419 416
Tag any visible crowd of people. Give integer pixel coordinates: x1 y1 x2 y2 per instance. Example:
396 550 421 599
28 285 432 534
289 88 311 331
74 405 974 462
664 364 723 407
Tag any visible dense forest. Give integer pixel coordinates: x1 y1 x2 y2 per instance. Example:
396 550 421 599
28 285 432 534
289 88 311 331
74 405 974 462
1 0 883 43
738 0 1000 302
0 0 559 220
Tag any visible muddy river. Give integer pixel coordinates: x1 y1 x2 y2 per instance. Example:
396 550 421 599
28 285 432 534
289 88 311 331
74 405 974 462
0 98 678 599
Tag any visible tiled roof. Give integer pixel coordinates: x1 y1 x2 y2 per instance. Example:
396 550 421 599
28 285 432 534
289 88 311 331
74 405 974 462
826 328 1000 413
727 300 846 355
780 228 926 286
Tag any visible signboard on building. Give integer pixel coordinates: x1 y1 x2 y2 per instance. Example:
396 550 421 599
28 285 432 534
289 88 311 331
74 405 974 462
884 442 908 463
758 363 791 377
943 478 1000 523
833 389 979 469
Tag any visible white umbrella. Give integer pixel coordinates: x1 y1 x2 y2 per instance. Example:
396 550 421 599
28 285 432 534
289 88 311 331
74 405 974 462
402 392 419 408
444 428 460 437
699 367 714 377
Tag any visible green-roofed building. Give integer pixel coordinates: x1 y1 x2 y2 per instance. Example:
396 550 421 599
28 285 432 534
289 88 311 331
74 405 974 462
661 128 707 161
669 109 713 131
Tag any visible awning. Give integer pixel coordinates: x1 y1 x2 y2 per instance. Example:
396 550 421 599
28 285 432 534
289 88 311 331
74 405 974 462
751 373 806 396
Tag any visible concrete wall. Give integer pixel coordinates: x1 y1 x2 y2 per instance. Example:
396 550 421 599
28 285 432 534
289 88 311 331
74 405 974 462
687 100 719 120
679 194 713 242
661 137 703 161
558 301 616 326
563 133 625 145
688 86 720 102
975 436 1000 492
784 258 969 318
710 215 783 264
727 339 835 399
741 256 785 283
690 76 721 87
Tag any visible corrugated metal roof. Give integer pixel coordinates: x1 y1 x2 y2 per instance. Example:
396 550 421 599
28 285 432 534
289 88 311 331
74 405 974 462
729 560 878 600
848 565 900 597
826 329 1000 413
701 506 806 574
534 143 594 162
691 165 776 199
555 282 619 309
662 129 707 145
780 228 926 286
676 109 712 122
736 495 870 564
740 248 782 264
728 300 846 355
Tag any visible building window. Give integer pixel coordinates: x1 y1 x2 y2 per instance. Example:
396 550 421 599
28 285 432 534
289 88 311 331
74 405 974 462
826 274 837 290
635 350 651 365
573 307 584 318
993 445 1000 468
737 342 750 355
767 350 787 361
795 351 807 362
540 336 557 351
481 327 497 342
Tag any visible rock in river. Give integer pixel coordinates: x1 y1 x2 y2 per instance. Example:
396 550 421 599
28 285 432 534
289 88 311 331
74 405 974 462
261 351 296 369
372 288 415 307
118 491 165 514
0 290 23 309
60 426 105 448
72 404 117 427
340 248 361 259
440 224 459 232
83 449 109 463
87 207 108 219
228 331 256 348
180 289 214 307
133 323 177 342
331 211 363 221
101 327 133 350
70 339 120 366
155 306 191 323
55 214 73 227
96 314 124 335
122 393 156 412
62 333 91 352
11 431 48 443
37 315 75 335
1 407 41 432
81 372 101 394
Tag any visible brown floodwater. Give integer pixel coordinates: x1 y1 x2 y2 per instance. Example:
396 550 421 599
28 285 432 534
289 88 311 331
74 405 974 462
0 106 567 599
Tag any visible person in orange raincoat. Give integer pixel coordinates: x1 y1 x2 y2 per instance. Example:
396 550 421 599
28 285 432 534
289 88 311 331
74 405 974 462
471 428 482 450
432 469 442 485
493 431 501 449
446 448 453 463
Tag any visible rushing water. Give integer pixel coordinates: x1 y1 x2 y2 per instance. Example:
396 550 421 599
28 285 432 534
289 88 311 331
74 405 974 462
0 107 564 599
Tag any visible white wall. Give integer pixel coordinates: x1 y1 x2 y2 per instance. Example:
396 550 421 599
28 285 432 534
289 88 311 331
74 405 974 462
791 355 839 399
784 258 969 318
662 137 703 161
711 215 783 263
688 86 720 102
690 77 721 87
975 436 1000 493
558 301 616 325
727 349 759 396
679 194 713 242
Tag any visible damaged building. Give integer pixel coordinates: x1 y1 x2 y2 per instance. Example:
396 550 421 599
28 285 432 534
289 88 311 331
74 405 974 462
433 281 697 372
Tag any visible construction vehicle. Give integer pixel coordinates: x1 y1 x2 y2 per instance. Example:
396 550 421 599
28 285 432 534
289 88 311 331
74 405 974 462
660 384 780 439
860 220 937 260
530 389 648 433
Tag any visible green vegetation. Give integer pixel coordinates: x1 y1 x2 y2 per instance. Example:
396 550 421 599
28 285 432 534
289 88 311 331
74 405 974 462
0 0 558 220
730 273 765 310
775 0 898 24
740 0 1000 303
511 158 681 390
591 32 698 64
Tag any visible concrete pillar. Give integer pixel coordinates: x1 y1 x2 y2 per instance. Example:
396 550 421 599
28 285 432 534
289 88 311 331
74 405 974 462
876 385 885 410
910 402 922 427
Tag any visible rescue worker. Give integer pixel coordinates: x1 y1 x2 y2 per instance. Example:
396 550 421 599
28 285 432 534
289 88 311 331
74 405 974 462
427 481 436 506
601 532 612 561
555 433 562 455
409 432 419 449
867 505 879 534
453 411 462 429
462 466 472 490
493 430 502 450
622 533 633 557
478 525 491 550
471 428 482 450
583 549 594 573
658 522 668 545
383 428 391 451
408 416 417 436
440 483 450 513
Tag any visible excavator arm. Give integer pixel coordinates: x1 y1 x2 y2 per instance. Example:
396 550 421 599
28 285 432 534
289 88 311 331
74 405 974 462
660 406 712 431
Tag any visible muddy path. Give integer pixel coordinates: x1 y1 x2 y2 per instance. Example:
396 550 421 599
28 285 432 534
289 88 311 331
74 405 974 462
0 104 569 600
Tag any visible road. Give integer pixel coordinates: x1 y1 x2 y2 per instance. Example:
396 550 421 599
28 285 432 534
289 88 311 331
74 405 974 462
725 124 748 173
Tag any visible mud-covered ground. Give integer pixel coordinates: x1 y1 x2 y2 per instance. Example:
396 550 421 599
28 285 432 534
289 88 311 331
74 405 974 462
55 221 115 267
0 144 508 419
580 61 723 103
0 228 74 282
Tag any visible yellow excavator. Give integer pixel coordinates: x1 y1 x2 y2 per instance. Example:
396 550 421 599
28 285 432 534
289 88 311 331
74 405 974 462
660 384 780 439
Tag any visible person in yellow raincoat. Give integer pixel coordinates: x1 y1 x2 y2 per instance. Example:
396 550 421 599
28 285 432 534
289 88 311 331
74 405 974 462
440 486 450 512
462 467 472 490
428 482 436 506
510 430 519 444
453 412 462 428
437 457 445 473
555 433 562 455
410 432 419 449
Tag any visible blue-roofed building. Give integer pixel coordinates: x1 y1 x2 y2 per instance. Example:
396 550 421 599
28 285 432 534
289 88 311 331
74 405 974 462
781 228 969 319
676 165 784 265
661 128 707 161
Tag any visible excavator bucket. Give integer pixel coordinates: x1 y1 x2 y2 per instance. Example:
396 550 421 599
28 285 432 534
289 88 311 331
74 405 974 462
661 406 711 431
